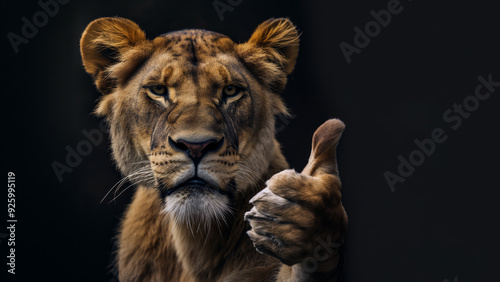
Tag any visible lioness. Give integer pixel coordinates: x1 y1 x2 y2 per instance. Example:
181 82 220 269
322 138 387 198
80 17 347 281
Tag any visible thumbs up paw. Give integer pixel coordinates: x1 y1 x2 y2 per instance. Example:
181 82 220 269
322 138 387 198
244 119 348 278
244 170 345 267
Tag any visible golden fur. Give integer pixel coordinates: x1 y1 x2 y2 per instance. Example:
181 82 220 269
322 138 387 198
80 17 346 281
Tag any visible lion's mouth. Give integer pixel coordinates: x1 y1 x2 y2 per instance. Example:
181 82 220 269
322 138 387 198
161 177 227 197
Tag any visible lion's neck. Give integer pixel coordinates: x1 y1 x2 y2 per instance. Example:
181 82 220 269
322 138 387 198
169 195 254 280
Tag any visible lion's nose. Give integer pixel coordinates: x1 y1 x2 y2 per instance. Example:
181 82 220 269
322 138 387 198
169 137 223 162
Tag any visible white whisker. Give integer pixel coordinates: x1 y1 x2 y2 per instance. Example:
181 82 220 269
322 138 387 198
101 162 154 203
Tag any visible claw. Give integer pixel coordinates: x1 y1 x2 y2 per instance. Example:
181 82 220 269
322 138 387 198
250 187 289 206
244 207 277 222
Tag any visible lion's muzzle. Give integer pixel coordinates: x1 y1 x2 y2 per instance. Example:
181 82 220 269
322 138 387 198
169 137 224 164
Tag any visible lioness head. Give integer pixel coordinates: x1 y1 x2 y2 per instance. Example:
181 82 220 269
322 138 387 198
80 17 299 227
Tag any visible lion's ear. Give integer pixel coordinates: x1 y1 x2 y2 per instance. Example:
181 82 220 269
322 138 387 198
247 18 300 75
80 17 146 94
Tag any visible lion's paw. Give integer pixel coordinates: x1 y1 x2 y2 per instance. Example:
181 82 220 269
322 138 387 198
244 169 345 267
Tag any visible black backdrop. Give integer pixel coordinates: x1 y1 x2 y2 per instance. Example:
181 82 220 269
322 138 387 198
2 0 499 281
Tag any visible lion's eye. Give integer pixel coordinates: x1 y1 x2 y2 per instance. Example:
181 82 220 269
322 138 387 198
222 85 241 97
148 85 167 96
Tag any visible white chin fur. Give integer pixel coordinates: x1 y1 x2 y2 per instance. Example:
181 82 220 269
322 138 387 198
162 189 231 233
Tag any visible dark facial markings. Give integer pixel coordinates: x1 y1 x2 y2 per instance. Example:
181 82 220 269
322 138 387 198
188 39 199 66
150 103 177 151
215 102 239 151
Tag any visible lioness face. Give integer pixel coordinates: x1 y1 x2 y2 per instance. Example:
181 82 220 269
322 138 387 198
128 32 271 222
80 18 299 226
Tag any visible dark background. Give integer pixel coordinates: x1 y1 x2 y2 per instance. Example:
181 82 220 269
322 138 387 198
2 0 499 281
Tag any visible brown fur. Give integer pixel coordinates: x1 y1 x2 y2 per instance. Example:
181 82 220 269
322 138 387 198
80 17 346 281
